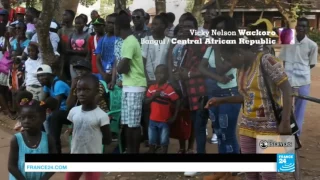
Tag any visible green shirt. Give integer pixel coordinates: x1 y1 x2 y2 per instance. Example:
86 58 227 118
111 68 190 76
203 46 237 89
121 35 147 87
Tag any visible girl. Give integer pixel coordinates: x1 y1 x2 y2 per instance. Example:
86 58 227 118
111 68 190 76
66 74 111 180
66 15 89 79
25 7 40 40
8 91 57 180
205 17 292 180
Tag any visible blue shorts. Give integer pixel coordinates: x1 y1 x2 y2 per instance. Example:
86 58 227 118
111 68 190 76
148 120 170 146
93 73 103 80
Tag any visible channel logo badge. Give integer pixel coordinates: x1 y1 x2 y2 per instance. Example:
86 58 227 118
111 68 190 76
277 154 295 172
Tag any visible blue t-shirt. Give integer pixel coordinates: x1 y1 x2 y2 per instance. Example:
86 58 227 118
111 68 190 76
43 77 70 110
95 35 118 72
11 39 30 51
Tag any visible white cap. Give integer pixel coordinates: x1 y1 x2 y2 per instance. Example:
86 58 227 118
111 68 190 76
50 22 58 29
37 64 53 74
201 9 207 13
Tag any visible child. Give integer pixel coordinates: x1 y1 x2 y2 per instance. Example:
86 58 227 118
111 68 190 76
66 74 111 180
24 43 42 100
8 91 56 180
145 65 180 153
43 97 59 134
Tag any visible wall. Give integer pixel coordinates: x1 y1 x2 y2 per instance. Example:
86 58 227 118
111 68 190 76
129 0 187 25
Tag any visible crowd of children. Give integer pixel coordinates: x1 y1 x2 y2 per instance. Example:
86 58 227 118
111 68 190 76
0 0 317 179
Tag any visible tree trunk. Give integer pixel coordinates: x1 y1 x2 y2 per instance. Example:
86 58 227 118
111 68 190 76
53 0 80 24
229 0 239 17
155 0 166 14
37 0 58 65
192 0 205 16
272 0 298 28
216 0 222 15
114 0 127 13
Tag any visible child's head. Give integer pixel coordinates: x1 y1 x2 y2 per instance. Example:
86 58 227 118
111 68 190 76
16 91 47 133
44 97 59 113
72 58 92 77
155 64 169 84
76 74 99 105
27 43 39 60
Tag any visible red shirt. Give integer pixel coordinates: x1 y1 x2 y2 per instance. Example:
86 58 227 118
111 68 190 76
88 35 101 73
146 83 179 122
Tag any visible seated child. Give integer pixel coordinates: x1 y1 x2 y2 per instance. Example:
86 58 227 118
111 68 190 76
145 65 180 153
8 91 56 180
24 43 43 100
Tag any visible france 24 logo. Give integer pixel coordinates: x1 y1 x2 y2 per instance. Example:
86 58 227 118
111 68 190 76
277 154 295 172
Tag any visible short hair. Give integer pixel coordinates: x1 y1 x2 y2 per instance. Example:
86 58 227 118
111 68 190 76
156 64 168 73
27 7 40 18
133 8 146 17
297 17 309 26
75 15 85 22
65 9 76 20
107 13 118 19
115 13 131 30
182 15 198 29
79 14 88 23
28 43 39 52
153 14 168 28
79 74 99 89
16 22 27 30
180 12 193 21
166 12 175 23
210 15 238 38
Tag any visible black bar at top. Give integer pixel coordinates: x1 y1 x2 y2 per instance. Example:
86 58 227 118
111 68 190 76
25 154 277 162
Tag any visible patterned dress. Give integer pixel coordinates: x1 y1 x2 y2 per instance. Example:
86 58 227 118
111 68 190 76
114 38 123 83
237 52 288 138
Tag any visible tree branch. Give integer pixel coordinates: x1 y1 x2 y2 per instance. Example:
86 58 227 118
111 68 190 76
229 0 239 17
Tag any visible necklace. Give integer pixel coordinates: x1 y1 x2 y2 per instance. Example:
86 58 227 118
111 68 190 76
26 134 41 148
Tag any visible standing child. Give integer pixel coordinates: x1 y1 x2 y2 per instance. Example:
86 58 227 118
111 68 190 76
65 74 111 180
8 91 56 180
145 65 180 153
24 43 42 100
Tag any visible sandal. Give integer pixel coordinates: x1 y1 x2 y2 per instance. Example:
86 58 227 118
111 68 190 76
177 149 186 154
186 149 195 154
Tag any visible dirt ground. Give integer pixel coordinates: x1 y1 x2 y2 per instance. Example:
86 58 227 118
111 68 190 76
1 68 320 180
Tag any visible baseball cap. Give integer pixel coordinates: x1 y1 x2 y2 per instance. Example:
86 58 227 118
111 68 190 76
15 7 26 14
73 60 92 70
50 21 58 29
37 64 53 74
0 9 8 15
92 18 105 26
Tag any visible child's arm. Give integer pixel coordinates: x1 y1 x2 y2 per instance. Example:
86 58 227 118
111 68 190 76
144 90 160 104
8 136 26 180
40 135 57 180
100 124 112 154
167 99 181 124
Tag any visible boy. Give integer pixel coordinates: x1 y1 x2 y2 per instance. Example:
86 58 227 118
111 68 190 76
145 65 180 153
66 74 111 180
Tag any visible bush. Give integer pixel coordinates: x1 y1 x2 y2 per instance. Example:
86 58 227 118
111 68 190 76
308 30 320 45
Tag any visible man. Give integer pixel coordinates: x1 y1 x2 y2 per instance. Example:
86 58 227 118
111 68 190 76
88 10 100 35
141 14 171 146
279 17 318 137
58 9 75 79
115 13 147 153
198 8 217 40
0 0 15 25
95 13 118 82
131 9 151 44
164 12 175 38
87 17 105 77
37 65 71 153
66 59 109 112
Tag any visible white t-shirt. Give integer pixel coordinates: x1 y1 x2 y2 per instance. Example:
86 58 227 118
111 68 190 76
67 106 110 154
25 57 43 86
141 36 171 81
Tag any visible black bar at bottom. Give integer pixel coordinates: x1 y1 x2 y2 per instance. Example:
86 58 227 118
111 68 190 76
25 154 277 162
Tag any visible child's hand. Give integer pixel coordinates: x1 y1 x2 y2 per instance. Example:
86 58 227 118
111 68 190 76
167 117 176 124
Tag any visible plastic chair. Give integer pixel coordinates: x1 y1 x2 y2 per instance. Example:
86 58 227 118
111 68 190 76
107 84 122 153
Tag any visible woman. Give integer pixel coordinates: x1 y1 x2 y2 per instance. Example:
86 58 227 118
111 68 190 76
205 16 292 180
199 15 241 155
25 7 40 40
66 15 89 79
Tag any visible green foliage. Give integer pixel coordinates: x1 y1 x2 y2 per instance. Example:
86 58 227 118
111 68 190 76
185 0 193 13
308 30 320 45
79 0 97 7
